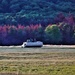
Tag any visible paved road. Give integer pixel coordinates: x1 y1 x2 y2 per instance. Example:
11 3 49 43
0 45 75 53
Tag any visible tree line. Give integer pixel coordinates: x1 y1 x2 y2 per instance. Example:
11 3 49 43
0 22 75 45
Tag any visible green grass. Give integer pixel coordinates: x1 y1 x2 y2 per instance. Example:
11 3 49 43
0 61 75 75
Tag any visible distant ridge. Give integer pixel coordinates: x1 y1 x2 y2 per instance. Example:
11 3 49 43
0 0 75 25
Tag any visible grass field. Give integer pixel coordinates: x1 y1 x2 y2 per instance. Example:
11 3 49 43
0 45 75 75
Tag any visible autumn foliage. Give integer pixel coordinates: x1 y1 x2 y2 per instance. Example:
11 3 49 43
0 24 44 45
0 13 75 45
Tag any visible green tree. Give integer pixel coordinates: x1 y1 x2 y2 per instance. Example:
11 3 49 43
45 25 62 44
35 25 44 41
60 23 74 44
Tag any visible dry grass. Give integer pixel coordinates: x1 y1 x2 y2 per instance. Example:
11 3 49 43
0 46 75 75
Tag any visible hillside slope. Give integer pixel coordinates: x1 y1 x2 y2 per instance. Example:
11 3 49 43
0 0 75 25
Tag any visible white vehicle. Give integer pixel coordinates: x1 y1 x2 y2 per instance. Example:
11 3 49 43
21 41 43 48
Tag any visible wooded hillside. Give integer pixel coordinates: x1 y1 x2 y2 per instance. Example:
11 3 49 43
0 0 75 25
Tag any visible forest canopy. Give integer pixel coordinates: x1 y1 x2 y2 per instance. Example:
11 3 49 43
0 0 75 25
